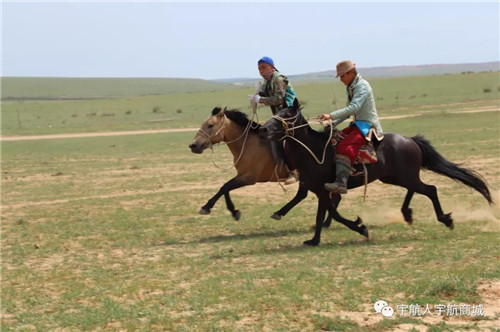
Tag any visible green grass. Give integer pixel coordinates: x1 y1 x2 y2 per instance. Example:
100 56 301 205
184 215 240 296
1 72 498 135
1 75 499 331
1 77 242 99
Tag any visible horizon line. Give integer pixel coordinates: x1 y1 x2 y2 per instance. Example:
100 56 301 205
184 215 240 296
2 60 498 81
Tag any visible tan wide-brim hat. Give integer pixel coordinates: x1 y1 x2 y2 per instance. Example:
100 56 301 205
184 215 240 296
335 60 356 77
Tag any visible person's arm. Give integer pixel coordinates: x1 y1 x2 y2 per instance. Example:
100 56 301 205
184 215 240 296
332 117 349 127
329 83 370 120
319 114 349 127
260 76 286 106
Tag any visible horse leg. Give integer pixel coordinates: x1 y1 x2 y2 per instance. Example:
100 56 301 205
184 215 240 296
200 176 252 220
309 194 353 230
326 196 370 239
303 196 328 246
271 183 308 220
323 210 334 228
380 176 415 225
223 192 241 221
412 181 453 229
323 194 341 228
401 190 415 225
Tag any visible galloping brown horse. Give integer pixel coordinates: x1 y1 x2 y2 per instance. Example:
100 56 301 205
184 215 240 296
189 107 333 222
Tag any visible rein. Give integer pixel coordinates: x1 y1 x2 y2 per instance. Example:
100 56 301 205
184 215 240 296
272 113 334 165
274 114 370 200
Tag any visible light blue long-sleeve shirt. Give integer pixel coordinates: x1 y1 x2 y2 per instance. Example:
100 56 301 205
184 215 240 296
330 74 383 140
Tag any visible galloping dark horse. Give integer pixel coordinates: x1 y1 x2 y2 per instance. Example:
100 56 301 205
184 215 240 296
259 99 492 246
189 106 334 223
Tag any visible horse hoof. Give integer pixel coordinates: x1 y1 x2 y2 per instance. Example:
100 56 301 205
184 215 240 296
303 239 319 246
271 213 282 220
232 210 241 221
199 208 210 215
403 208 413 224
363 227 372 241
439 213 453 229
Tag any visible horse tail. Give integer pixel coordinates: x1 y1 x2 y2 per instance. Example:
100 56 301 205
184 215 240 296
411 135 492 205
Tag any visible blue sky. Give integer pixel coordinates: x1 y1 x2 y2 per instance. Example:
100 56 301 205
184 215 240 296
2 1 499 79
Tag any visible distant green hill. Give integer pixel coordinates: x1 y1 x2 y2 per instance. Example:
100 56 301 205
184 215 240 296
218 61 500 85
288 61 500 83
1 77 241 100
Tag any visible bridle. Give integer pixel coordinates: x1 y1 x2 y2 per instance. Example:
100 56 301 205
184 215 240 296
271 112 302 138
197 114 227 147
197 104 260 170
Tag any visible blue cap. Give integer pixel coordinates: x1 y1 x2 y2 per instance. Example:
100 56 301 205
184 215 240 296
258 56 274 67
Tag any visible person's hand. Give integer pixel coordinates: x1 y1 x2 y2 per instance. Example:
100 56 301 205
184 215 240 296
254 82 262 93
248 94 261 103
320 113 332 121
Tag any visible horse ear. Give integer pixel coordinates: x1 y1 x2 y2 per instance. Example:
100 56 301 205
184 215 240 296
292 98 300 112
217 107 226 117
282 100 288 109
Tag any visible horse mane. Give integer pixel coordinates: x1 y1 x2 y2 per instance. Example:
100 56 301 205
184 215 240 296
211 107 260 131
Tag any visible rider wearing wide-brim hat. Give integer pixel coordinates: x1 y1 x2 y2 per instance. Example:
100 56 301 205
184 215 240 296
248 56 298 184
320 60 384 194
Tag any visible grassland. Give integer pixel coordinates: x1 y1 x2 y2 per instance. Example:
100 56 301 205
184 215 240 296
1 73 500 331
1 77 242 100
1 72 499 136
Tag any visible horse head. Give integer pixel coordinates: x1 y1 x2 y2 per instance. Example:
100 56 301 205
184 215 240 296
259 98 304 141
189 107 227 154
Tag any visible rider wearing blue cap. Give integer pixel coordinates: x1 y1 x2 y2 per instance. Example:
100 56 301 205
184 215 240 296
249 56 297 114
249 57 298 183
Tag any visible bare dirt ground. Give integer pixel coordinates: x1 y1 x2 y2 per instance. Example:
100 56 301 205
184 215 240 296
0 127 200 141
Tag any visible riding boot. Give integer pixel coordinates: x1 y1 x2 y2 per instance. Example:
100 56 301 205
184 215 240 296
271 141 285 169
324 155 351 194
271 140 298 185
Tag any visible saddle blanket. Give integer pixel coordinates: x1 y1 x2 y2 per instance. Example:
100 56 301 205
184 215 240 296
331 131 378 176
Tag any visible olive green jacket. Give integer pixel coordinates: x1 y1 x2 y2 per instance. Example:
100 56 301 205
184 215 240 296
259 71 296 114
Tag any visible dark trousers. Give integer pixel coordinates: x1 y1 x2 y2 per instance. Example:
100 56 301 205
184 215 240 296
271 141 295 171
